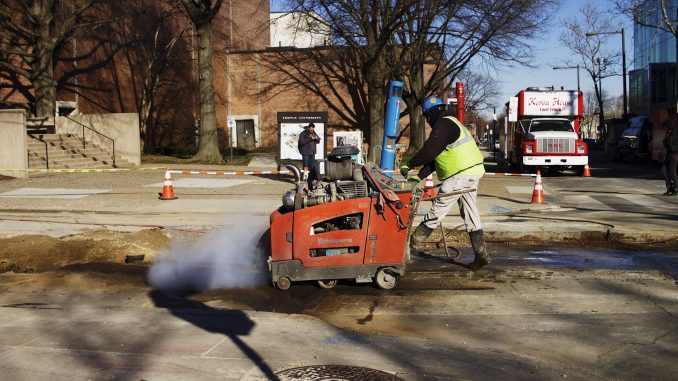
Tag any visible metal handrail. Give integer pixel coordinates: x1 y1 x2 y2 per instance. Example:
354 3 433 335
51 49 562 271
27 134 49 170
64 116 116 167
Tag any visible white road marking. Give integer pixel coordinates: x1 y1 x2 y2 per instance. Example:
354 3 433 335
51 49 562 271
145 179 255 188
0 188 110 199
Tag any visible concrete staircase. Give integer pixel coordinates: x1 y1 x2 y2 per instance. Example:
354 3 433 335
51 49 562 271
27 133 131 169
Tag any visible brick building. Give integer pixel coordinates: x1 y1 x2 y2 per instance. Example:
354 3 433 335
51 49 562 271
2 2 424 155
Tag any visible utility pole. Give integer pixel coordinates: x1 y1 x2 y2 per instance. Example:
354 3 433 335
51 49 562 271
492 107 497 161
553 65 581 91
596 58 607 142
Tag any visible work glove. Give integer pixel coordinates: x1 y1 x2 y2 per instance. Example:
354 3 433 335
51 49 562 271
399 165 410 177
407 175 421 183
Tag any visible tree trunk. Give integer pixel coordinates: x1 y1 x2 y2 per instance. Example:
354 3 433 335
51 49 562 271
366 62 386 162
406 104 425 156
191 21 224 164
404 64 425 156
33 38 56 117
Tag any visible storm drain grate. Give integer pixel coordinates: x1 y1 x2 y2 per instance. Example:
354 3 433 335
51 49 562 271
275 365 402 381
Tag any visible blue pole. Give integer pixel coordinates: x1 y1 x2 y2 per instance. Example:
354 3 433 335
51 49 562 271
379 80 404 175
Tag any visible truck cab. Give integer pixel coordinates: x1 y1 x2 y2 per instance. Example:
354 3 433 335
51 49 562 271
507 89 588 174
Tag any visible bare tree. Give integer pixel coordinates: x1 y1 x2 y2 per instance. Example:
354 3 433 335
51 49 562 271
105 0 193 153
278 0 555 158
284 0 413 160
0 0 104 117
392 0 556 154
581 90 599 139
260 46 369 131
180 0 224 164
560 1 619 139
456 69 500 114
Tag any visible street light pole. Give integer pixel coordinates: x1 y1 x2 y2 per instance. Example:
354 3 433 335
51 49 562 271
621 28 627 116
492 107 497 161
596 58 606 141
553 65 581 91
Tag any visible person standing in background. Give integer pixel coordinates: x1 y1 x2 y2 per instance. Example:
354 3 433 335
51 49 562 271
298 123 321 174
662 107 678 196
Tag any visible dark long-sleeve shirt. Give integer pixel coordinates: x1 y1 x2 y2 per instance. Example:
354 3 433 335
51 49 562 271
409 111 461 178
298 130 320 156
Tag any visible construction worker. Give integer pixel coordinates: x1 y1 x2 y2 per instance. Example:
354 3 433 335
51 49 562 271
400 95 491 270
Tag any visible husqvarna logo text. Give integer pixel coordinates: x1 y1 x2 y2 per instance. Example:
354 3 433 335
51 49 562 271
317 238 353 245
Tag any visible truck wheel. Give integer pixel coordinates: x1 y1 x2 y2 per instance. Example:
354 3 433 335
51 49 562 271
374 267 399 290
275 277 291 290
317 280 337 289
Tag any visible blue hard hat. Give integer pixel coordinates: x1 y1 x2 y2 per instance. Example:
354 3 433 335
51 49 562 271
422 96 444 114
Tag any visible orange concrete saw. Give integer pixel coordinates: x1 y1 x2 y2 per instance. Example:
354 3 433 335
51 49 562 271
258 146 417 290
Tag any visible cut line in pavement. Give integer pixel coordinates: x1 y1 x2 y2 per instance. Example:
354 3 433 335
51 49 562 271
506 186 546 195
145 179 255 188
0 188 110 199
563 195 616 211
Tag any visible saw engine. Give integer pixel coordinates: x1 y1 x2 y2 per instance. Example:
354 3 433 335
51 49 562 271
283 145 370 210
266 145 415 291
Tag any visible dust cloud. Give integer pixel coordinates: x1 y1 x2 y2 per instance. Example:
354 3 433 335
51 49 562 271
148 219 269 294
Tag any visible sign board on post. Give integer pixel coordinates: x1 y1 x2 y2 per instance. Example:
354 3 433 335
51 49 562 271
227 116 236 148
277 112 328 161
508 97 518 122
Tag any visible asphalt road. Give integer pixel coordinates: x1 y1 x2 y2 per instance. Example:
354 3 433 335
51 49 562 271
0 150 676 380
0 245 676 380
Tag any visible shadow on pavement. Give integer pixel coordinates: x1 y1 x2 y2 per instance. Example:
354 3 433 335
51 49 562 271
148 289 280 381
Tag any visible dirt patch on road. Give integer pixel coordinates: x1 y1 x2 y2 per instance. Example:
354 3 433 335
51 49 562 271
0 229 171 273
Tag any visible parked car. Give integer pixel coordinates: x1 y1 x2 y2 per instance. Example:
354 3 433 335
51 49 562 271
616 116 653 163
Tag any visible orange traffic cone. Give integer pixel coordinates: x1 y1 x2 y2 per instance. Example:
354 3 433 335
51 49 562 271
531 170 544 204
423 174 437 198
582 164 591 177
158 169 178 200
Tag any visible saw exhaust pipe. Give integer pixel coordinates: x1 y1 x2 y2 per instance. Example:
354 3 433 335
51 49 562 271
285 164 302 182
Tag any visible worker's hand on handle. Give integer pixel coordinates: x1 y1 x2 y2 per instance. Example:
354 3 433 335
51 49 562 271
399 165 410 177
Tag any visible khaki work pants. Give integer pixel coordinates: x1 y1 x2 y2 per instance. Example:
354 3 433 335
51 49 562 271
422 174 483 232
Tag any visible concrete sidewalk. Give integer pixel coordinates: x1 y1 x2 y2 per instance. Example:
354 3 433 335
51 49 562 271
0 157 675 245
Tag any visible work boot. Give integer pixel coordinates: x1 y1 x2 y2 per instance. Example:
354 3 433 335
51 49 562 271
468 229 491 270
410 223 434 249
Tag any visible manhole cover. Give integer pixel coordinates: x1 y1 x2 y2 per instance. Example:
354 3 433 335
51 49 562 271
275 365 402 381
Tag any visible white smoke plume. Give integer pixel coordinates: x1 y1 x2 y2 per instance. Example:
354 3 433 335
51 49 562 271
148 219 270 294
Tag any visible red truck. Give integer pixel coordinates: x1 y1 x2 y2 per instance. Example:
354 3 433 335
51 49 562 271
506 88 588 174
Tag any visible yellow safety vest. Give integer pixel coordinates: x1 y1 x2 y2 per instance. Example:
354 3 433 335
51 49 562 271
434 116 485 180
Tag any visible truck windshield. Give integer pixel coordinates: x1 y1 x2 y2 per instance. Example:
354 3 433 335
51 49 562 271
529 120 574 132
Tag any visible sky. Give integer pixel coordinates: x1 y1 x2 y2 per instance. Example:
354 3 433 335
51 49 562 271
270 0 634 107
